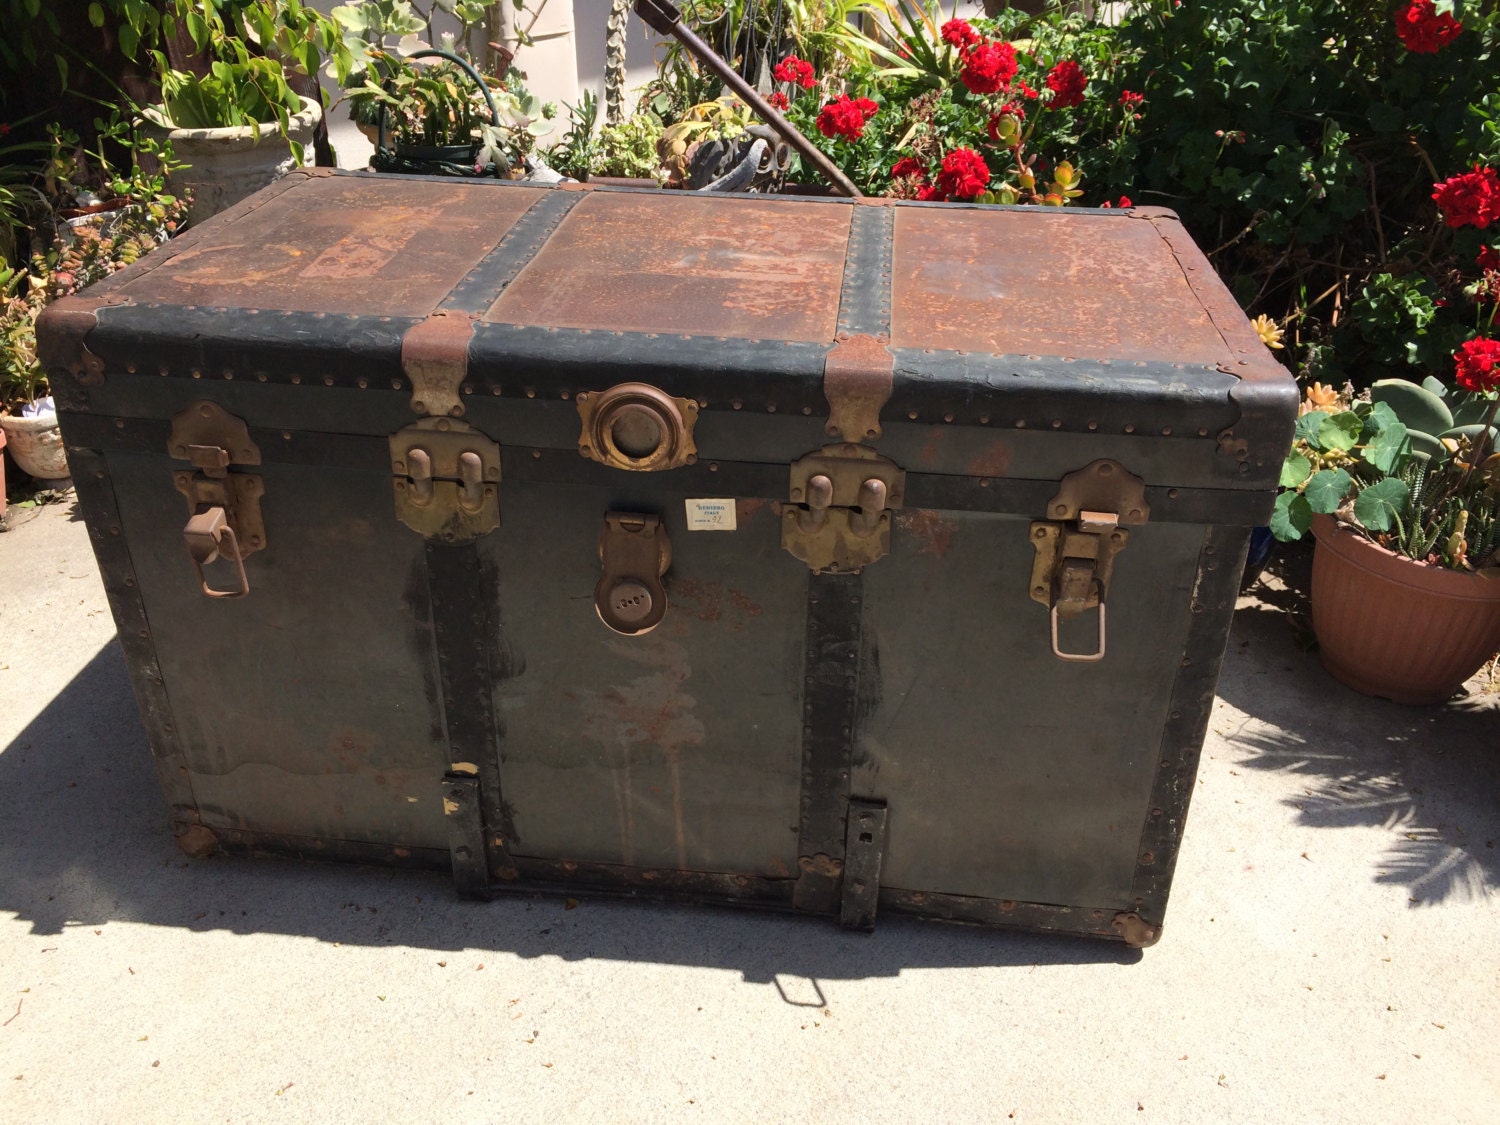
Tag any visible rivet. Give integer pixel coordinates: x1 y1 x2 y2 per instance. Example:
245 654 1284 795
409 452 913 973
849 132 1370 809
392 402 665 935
943 412 954 423
732 401 743 410
223 370 234 380
462 384 474 395
1051 420 1062 429
191 368 202 379
979 414 990 424
525 389 536 398
767 404 777 413
1161 426 1172 435
1168 488 1179 499
291 376 301 385
802 406 812 415
358 378 368 389
323 376 334 387
126 363 137 373
1124 424 1136 433
391 379 403 390
1088 421 1098 431
114 419 125 429
282 431 291 441
1015 420 1027 429
531 450 541 459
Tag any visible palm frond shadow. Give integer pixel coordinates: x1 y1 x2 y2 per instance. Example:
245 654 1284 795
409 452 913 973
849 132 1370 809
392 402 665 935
1223 542 1500 907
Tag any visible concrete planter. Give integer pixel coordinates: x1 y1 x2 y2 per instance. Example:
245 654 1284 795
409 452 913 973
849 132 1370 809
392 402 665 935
1310 513 1500 704
144 97 322 226
0 412 70 482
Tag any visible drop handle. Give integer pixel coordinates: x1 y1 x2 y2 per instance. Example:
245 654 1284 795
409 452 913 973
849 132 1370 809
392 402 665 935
183 506 250 599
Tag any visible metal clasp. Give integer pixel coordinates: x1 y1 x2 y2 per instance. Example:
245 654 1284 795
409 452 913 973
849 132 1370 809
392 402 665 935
782 444 905 573
390 418 501 542
595 512 672 635
169 402 264 600
1029 461 1149 663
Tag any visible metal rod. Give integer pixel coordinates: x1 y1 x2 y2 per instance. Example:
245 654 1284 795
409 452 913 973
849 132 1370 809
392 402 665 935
633 0 863 198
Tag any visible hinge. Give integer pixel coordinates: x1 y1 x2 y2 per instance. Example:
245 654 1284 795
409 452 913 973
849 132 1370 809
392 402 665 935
823 333 894 443
1028 459 1149 662
169 401 264 599
390 418 501 542
402 309 476 419
781 444 905 573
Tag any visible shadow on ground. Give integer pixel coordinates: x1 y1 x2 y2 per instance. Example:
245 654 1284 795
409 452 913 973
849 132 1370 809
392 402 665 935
1218 542 1500 908
0 640 1139 981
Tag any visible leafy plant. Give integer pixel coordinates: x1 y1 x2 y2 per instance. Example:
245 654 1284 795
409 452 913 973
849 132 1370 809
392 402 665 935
1108 0 1500 386
1274 376 1500 571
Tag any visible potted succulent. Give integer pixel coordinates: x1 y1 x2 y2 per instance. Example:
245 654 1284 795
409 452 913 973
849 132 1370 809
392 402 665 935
133 0 352 224
344 48 555 179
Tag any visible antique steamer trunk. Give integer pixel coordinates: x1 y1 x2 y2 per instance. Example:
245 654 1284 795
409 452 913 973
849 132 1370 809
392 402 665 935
38 170 1297 946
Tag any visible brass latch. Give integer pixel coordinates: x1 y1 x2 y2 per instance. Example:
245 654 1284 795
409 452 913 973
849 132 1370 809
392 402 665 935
596 512 672 635
781 444 905 573
169 402 265 599
1029 459 1150 662
390 418 501 541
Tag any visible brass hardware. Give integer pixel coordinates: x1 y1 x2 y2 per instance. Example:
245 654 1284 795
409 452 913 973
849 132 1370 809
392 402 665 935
182 507 250 599
823 333 894 443
1112 911 1161 948
596 512 672 635
576 383 698 471
1029 460 1149 663
402 309 476 418
390 418 501 541
169 402 264 599
781 444 905 573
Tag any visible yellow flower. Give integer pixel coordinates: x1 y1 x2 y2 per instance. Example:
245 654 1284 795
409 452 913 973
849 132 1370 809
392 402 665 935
1304 382 1340 409
1252 314 1284 349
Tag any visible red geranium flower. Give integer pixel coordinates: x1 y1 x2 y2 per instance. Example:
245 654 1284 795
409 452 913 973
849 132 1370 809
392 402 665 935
816 95 879 142
1044 60 1087 109
773 55 816 90
1119 90 1144 108
1394 0 1463 53
940 19 981 50
1018 82 1039 100
960 41 1019 95
767 91 790 110
1479 245 1500 273
915 183 944 202
936 148 990 200
891 156 926 179
1432 166 1500 229
1455 337 1500 393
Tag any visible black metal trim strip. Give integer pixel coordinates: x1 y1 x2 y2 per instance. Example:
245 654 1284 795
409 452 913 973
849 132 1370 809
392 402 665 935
66 448 199 826
890 349 1241 432
466 323 832 412
1128 524 1252 931
440 191 584 314
424 542 519 883
839 798 887 931
83 304 416 389
880 887 1127 942
792 571 864 914
56 414 1276 524
836 204 894 338
441 773 493 899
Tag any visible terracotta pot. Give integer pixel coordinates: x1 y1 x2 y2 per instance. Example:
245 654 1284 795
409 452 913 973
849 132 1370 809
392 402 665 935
1310 513 1500 704
0 412 70 482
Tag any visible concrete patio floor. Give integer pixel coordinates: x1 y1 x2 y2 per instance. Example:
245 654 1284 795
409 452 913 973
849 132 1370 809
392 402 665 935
1 493 1496 1123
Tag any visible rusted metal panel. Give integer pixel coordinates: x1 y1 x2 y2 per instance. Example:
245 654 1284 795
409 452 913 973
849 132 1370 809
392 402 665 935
106 175 544 317
485 192 849 341
890 207 1230 364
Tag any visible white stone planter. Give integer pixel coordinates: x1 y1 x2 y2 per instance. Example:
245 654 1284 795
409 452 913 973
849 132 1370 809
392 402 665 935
0 412 70 482
144 97 322 226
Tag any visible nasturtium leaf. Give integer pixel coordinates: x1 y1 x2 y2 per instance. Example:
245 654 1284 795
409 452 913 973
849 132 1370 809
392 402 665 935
1304 468 1352 514
1280 451 1312 488
1363 421 1408 474
1354 478 1409 532
1270 492 1313 542
1359 401 1399 441
1294 410 1329 444
1316 411 1363 452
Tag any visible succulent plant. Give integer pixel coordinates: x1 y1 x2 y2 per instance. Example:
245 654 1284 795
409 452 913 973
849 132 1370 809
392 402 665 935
1274 376 1500 570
